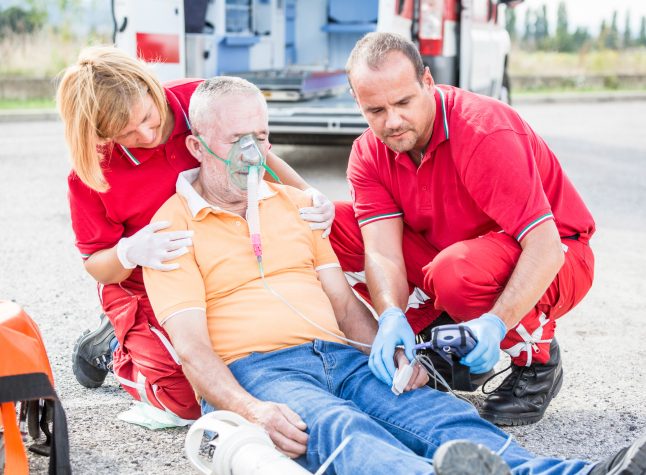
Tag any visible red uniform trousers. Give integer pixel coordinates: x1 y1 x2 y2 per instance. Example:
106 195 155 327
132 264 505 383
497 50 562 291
330 202 595 366
99 268 200 420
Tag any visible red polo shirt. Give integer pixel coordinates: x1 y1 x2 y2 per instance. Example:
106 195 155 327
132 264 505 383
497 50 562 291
347 86 595 251
68 79 202 259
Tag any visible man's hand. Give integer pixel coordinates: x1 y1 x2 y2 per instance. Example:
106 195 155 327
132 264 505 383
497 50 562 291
369 307 416 385
299 188 335 238
246 400 308 458
461 313 508 374
394 349 429 392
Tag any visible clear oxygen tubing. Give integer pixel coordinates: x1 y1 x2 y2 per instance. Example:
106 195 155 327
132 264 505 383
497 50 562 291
245 169 371 350
246 164 262 264
244 169 465 393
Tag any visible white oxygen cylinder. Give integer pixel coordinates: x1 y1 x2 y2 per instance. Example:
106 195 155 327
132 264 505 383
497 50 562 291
185 411 312 475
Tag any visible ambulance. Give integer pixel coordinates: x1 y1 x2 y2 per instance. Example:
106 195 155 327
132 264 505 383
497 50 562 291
112 0 519 143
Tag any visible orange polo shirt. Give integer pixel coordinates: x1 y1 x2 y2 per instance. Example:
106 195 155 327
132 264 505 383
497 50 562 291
143 169 344 364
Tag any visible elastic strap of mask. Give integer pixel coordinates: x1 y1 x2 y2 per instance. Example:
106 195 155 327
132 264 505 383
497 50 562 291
250 139 281 183
196 135 230 164
263 163 281 183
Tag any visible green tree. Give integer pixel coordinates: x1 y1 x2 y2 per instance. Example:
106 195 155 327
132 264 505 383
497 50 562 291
639 16 646 47
0 5 46 37
605 10 619 49
571 27 591 51
555 1 573 52
623 10 632 48
597 19 608 50
522 8 534 49
505 6 517 43
534 5 550 50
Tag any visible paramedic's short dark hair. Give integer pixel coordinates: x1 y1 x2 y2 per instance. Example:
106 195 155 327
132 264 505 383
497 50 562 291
346 32 425 86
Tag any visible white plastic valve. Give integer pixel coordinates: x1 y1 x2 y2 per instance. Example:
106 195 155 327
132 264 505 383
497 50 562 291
185 410 311 475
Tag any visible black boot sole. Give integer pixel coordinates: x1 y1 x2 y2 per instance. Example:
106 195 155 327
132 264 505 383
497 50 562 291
606 432 646 475
72 328 109 389
433 440 511 475
481 368 564 427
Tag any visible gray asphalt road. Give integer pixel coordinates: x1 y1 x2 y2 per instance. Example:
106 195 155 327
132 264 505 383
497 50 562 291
1 100 645 474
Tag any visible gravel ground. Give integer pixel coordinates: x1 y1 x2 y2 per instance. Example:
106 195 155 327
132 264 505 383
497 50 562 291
1 99 645 474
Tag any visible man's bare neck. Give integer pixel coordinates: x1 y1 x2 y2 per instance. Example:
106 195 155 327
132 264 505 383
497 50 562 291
193 178 247 217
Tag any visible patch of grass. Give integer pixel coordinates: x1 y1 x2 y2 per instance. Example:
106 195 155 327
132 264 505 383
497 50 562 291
514 86 646 95
0 98 56 109
0 30 110 78
509 47 646 77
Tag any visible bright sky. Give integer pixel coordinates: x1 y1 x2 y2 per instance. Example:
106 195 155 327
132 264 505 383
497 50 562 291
513 0 646 35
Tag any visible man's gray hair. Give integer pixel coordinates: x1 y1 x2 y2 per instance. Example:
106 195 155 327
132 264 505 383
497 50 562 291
346 32 425 86
189 76 264 133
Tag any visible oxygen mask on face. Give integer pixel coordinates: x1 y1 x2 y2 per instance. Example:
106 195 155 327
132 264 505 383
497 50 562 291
227 134 265 190
197 133 280 190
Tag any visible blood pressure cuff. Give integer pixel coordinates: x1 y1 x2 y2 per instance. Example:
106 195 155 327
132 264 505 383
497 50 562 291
0 300 71 474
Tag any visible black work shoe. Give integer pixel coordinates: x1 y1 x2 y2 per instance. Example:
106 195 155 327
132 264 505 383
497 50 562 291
589 433 646 475
433 440 511 475
418 313 494 392
72 313 115 388
479 339 563 426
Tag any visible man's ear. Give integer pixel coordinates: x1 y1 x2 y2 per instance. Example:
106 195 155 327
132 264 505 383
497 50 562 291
422 66 435 90
186 135 203 163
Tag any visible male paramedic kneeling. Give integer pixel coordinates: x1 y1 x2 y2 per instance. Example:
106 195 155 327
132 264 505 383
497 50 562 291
329 32 595 426
142 76 645 475
57 46 334 422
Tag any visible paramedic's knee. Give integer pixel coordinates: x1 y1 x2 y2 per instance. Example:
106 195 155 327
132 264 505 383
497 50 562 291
329 201 365 272
423 244 497 319
153 375 201 420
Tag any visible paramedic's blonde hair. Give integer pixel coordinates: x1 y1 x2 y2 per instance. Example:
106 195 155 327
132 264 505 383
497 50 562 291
56 46 167 192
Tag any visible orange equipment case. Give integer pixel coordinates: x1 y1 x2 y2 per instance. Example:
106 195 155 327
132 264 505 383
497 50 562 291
0 300 71 474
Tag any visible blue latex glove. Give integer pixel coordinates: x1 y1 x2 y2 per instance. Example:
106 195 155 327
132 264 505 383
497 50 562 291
369 308 416 385
460 313 508 374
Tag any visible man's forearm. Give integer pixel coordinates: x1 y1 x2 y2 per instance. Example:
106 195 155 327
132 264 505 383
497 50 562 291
490 224 564 329
182 345 258 417
337 296 378 354
365 252 410 315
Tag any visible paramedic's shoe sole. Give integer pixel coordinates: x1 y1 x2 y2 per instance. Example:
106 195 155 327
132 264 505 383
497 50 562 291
433 440 511 475
72 314 115 389
589 432 646 475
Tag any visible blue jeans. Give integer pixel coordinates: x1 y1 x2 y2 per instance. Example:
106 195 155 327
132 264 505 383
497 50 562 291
201 340 593 475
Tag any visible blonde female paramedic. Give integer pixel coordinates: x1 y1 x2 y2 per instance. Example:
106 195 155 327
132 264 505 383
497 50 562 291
57 46 335 422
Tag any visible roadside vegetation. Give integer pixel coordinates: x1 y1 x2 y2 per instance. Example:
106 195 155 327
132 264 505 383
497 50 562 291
0 2 108 78
0 1 645 109
507 1 646 93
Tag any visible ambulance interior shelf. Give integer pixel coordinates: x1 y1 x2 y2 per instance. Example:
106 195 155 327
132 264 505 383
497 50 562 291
231 70 349 102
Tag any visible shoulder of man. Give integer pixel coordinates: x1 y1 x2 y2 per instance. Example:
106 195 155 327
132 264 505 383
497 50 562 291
446 86 525 137
151 193 191 229
269 182 313 210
